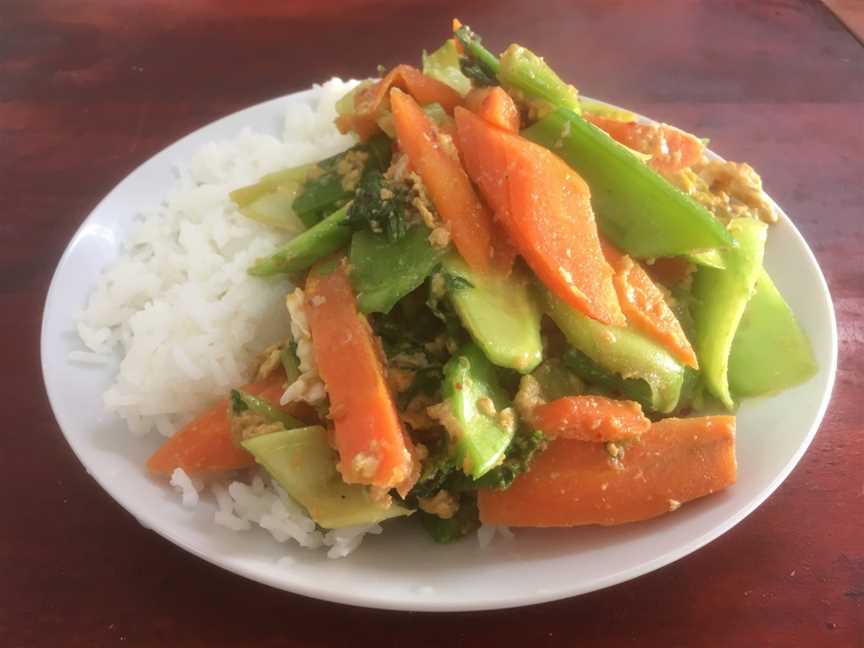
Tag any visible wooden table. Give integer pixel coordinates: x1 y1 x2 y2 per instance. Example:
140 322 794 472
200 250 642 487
2 1 862 645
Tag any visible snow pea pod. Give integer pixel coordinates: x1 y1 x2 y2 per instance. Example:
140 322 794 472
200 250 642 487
728 268 816 397
442 254 543 373
248 204 351 277
692 217 767 409
542 287 684 413
349 226 446 314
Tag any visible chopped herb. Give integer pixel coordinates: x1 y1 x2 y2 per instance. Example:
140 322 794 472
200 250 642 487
230 389 249 414
418 495 480 543
473 427 547 490
346 170 413 242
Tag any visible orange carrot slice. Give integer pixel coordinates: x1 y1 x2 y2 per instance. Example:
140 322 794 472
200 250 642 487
465 86 520 133
391 88 505 273
336 65 463 141
533 395 651 442
305 258 416 489
602 241 698 368
146 372 286 477
478 416 736 527
585 114 705 175
455 106 625 325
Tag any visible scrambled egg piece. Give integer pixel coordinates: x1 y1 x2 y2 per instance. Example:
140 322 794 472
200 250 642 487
666 159 776 224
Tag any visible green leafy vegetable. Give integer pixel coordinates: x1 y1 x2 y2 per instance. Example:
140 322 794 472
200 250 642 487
293 134 392 227
350 225 447 313
409 437 456 500
419 495 480 543
472 428 547 490
346 170 413 243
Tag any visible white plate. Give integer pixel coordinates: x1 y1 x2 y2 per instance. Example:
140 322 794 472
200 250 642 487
41 88 837 612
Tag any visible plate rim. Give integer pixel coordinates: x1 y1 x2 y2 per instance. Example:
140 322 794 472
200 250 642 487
40 88 839 612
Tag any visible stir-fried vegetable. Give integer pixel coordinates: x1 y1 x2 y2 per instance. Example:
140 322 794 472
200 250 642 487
244 426 412 528
728 269 816 397
422 38 472 97
523 109 733 258
455 106 624 325
305 258 417 490
602 242 699 369
350 225 447 314
148 21 816 547
434 343 516 479
464 86 520 133
692 218 767 409
147 372 287 476
479 416 736 526
442 254 543 373
543 288 685 413
390 88 502 272
533 395 651 442
248 204 352 277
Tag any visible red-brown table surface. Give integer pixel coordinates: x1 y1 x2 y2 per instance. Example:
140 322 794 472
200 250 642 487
2 1 862 646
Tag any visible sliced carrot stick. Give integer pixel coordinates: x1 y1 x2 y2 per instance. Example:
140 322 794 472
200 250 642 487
478 416 736 527
305 257 416 489
455 106 625 325
336 65 463 141
585 114 705 175
146 372 286 477
465 86 520 133
391 88 505 273
602 241 698 368
533 395 651 442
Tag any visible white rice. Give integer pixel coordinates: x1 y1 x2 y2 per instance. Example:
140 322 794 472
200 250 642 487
210 471 382 559
73 79 391 559
477 524 514 548
169 468 203 507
